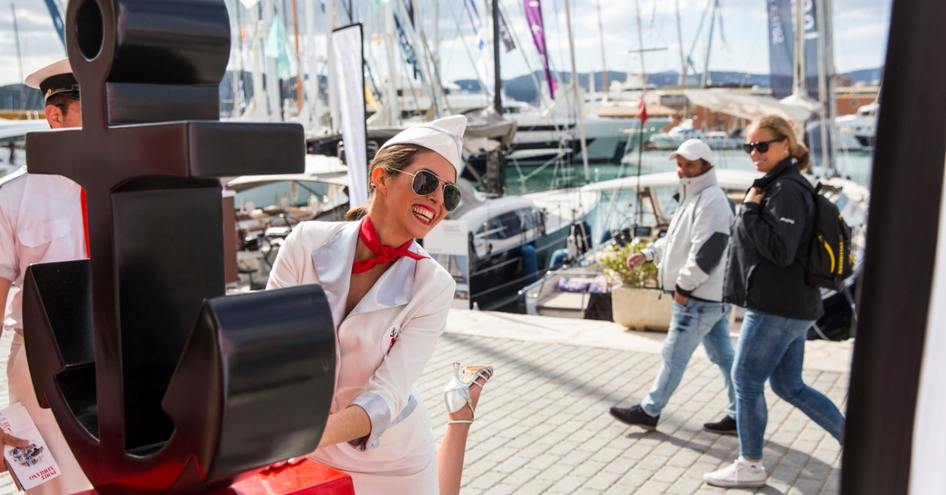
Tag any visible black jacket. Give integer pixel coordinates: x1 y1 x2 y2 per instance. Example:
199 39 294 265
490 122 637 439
723 159 823 320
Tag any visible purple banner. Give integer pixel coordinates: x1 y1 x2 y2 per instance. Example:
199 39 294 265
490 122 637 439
524 0 556 99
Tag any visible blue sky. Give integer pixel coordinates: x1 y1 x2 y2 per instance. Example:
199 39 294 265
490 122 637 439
0 0 891 87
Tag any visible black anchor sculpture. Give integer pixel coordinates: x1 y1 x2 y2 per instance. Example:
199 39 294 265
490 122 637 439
21 0 336 493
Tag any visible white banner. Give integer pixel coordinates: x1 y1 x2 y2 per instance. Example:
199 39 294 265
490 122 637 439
331 24 369 208
424 220 471 302
424 220 470 256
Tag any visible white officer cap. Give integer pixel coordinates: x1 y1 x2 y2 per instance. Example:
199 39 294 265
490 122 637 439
378 115 467 176
669 138 714 166
24 58 79 101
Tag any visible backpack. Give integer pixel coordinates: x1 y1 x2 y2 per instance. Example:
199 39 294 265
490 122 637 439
801 181 855 290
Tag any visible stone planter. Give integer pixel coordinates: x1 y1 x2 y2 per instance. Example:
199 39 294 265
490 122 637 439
611 286 673 332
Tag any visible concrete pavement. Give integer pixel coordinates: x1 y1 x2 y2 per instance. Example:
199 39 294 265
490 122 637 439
0 308 850 494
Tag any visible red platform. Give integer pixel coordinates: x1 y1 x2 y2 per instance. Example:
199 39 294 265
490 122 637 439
72 459 354 495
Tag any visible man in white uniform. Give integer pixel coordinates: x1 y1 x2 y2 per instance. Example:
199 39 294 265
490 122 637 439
0 58 93 493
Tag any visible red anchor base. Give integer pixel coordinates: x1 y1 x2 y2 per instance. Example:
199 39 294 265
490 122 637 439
72 459 354 495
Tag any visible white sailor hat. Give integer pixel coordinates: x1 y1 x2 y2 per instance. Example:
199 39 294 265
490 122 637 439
24 58 79 101
378 115 467 175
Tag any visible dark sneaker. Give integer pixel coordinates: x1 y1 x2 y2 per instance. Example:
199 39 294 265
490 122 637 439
609 404 658 431
703 415 738 435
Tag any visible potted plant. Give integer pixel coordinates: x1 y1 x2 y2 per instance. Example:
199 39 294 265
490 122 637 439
599 239 673 331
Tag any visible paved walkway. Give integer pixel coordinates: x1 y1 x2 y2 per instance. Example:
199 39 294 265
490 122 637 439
0 306 850 494
419 310 849 494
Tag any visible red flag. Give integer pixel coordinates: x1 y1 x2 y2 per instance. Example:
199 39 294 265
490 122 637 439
637 98 649 124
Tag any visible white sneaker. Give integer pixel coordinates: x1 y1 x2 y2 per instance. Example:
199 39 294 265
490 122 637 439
703 457 767 488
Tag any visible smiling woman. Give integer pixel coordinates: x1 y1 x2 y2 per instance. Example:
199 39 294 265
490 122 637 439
266 115 489 495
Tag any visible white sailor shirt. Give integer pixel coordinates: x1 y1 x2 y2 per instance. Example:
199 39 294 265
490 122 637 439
0 167 87 331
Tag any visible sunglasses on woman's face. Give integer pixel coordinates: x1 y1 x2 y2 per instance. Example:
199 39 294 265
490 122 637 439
385 167 462 211
742 138 785 154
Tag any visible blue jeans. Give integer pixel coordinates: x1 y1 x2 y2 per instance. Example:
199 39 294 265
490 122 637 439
641 300 736 418
733 309 846 459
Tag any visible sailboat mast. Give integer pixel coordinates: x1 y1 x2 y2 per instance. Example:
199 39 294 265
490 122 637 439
303 0 320 130
564 0 591 182
383 0 400 127
327 0 341 130
264 2 281 120
792 0 807 96
432 0 440 71
821 0 839 175
596 0 609 98
634 0 646 227
492 0 502 114
674 0 687 86
815 0 831 173
634 0 646 84
700 0 717 87
11 3 24 87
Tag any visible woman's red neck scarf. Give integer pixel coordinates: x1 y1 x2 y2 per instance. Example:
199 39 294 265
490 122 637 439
351 217 426 274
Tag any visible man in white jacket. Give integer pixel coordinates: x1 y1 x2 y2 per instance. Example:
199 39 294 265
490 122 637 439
610 139 737 435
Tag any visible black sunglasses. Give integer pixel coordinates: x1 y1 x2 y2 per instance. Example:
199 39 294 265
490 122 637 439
385 167 462 211
742 138 786 154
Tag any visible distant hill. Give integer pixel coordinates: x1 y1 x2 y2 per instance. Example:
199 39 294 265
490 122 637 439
838 68 883 85
2 67 882 111
458 67 882 104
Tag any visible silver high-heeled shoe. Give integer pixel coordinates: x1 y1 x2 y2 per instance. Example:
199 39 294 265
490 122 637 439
443 362 494 425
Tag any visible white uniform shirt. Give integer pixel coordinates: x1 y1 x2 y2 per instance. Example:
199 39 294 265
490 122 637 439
0 167 87 331
267 219 455 491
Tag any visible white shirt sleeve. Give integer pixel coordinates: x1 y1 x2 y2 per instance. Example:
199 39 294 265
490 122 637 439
266 228 306 289
0 200 17 282
349 273 456 449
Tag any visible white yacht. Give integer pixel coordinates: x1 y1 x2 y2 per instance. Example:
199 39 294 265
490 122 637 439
424 179 599 310
0 119 49 175
836 103 878 151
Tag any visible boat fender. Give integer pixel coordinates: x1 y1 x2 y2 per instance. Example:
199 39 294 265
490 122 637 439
522 244 538 282
549 248 570 271
566 234 579 259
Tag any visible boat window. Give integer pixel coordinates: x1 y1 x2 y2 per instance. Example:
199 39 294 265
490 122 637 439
485 211 523 240
521 208 538 230
234 180 344 210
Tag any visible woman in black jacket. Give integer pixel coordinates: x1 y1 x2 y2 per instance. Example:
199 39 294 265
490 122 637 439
704 115 845 488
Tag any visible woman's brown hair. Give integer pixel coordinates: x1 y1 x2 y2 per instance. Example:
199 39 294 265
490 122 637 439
343 143 426 221
750 114 811 171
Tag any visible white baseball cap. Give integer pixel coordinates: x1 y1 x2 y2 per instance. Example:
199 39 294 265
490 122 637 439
378 115 467 176
669 138 714 165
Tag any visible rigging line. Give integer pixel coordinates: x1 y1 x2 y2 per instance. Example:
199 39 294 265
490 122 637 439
394 21 426 118
717 3 729 52
685 0 712 67
737 21 765 87
462 0 490 102
413 18 453 115
550 0 567 87
510 0 570 188
448 0 489 103
500 0 556 113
